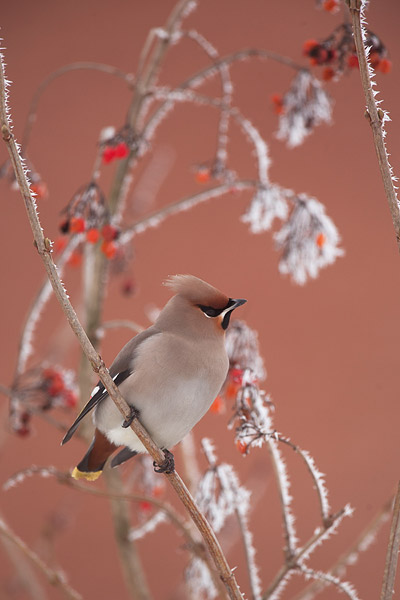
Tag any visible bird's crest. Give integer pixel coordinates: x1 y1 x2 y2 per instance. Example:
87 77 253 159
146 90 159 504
164 275 229 308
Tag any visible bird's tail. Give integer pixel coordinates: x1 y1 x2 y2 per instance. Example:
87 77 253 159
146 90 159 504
71 429 118 481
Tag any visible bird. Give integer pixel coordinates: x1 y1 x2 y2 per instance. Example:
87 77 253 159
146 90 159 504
62 274 246 481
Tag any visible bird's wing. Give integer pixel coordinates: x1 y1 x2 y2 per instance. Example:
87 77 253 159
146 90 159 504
61 326 159 445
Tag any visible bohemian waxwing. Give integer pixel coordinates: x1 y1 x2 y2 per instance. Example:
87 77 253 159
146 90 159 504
62 275 246 481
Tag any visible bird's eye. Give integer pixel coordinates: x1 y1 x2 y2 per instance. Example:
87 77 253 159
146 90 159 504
197 305 221 318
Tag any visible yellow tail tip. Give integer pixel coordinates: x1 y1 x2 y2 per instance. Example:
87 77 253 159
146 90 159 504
71 467 102 481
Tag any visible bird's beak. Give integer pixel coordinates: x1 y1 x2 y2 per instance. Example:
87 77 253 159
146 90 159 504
231 298 247 309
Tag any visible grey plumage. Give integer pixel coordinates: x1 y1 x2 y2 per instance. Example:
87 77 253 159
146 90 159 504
63 275 246 481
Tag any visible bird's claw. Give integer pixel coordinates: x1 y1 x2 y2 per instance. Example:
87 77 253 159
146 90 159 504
122 405 140 428
153 449 175 474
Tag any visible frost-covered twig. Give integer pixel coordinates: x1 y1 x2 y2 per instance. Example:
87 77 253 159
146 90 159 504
14 237 81 380
0 50 243 600
296 566 359 600
293 495 392 600
184 29 233 168
201 439 262 600
347 0 400 252
262 507 353 600
119 179 258 244
0 516 82 600
4 464 224 597
381 482 400 600
98 319 144 336
275 436 330 525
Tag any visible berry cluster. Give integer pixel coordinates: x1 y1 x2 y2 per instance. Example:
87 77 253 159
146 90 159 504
101 124 140 165
12 366 78 437
102 142 129 164
302 24 391 82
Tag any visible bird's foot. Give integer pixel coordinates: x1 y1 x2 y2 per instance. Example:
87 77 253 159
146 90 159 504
122 405 140 428
153 449 175 474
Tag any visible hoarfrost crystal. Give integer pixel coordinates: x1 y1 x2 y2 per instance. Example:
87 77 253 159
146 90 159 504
276 71 332 148
275 194 343 285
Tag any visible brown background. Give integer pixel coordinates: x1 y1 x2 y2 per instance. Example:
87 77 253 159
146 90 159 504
1 1 400 598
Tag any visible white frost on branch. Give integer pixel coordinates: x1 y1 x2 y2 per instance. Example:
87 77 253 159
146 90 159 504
298 565 360 600
128 511 167 541
276 70 332 148
274 194 344 285
185 557 218 600
299 504 354 564
241 185 289 233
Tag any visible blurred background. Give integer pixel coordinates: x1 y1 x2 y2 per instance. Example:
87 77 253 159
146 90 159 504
1 0 400 598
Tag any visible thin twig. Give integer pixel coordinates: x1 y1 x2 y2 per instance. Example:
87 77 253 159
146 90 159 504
262 513 344 600
119 179 259 245
347 0 400 251
99 319 144 335
0 516 82 600
0 51 242 600
381 482 400 600
4 464 227 599
14 236 81 381
293 496 393 600
22 62 134 150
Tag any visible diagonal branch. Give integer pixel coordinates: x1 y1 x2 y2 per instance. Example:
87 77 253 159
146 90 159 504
0 515 82 600
347 0 400 251
381 482 400 600
0 50 243 600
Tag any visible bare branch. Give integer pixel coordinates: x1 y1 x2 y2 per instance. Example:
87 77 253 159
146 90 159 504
0 515 82 600
120 179 258 244
381 482 400 600
347 0 400 251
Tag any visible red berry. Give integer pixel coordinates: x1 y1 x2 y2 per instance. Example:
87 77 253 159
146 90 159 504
316 233 326 248
369 51 381 68
139 501 152 512
230 368 244 385
53 237 68 253
378 58 392 74
195 167 211 184
321 67 335 81
226 381 240 400
303 39 319 57
210 395 225 414
31 181 48 200
323 0 339 12
70 217 86 233
151 484 165 498
101 224 119 242
43 367 57 380
347 54 359 69
271 94 285 114
67 251 82 268
47 373 65 397
101 240 117 259
16 426 30 437
86 228 100 244
114 142 129 159
236 440 247 455
102 146 116 164
63 390 78 408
